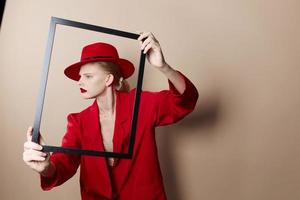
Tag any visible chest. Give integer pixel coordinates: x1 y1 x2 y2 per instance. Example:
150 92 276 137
99 114 115 151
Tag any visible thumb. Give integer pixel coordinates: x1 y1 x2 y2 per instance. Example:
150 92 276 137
26 126 33 141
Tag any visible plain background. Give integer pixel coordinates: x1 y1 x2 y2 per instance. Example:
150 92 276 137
0 0 299 199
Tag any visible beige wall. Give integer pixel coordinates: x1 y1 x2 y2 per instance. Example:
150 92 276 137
0 0 299 199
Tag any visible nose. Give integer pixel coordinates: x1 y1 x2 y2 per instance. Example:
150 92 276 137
77 76 83 86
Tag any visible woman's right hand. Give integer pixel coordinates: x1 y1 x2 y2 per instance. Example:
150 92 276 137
23 126 51 175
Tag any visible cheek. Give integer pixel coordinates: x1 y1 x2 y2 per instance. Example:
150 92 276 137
89 79 106 92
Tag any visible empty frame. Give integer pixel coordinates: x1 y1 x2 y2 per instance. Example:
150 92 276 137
32 17 145 159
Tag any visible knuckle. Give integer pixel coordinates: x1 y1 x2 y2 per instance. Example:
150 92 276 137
28 149 35 154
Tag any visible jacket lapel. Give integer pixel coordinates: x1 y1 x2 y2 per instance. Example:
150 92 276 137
113 90 132 164
113 90 139 194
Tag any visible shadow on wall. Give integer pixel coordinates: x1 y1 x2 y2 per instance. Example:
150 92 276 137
158 93 222 200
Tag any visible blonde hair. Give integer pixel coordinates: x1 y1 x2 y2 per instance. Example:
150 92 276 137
96 61 130 92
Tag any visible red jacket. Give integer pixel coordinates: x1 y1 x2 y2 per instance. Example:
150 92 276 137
41 72 198 200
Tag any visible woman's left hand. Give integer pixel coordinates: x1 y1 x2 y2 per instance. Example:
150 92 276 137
137 32 168 68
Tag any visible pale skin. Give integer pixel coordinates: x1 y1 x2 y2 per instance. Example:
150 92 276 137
23 32 186 177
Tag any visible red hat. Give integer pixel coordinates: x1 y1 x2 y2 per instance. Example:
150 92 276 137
64 42 135 81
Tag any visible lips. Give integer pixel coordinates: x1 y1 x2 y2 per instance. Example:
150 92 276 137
80 88 87 93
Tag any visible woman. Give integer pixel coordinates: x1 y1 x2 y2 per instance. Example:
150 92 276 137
23 32 198 200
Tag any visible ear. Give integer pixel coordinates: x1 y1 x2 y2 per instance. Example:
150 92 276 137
105 74 114 87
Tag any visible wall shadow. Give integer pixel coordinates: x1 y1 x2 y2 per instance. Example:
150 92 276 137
158 94 222 200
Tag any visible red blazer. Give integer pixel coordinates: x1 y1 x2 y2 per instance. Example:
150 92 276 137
41 72 198 200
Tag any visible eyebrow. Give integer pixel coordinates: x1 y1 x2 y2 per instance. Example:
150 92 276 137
80 72 94 76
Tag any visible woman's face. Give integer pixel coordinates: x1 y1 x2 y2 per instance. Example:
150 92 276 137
78 62 111 99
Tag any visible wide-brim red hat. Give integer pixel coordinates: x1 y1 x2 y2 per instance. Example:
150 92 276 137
64 42 135 81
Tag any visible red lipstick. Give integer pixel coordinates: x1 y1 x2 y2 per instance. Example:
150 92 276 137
80 88 87 93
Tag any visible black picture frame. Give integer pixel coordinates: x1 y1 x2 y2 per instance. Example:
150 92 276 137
32 17 146 159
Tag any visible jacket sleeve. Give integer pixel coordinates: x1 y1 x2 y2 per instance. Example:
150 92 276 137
40 114 81 191
153 71 199 126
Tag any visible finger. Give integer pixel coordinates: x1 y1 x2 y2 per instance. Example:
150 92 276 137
139 32 157 42
26 126 33 141
23 151 47 162
136 30 144 43
23 153 46 162
23 150 47 162
140 37 153 50
24 141 43 151
27 149 48 157
143 42 154 54
137 32 147 41
137 32 152 41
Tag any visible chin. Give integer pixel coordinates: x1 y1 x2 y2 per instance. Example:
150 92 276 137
82 94 98 100
82 96 95 100
81 93 91 99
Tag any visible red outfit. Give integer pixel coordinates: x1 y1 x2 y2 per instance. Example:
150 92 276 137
41 72 198 200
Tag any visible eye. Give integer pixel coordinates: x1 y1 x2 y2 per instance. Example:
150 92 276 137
85 75 93 79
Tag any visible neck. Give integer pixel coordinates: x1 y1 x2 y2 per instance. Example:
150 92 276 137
97 86 116 117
